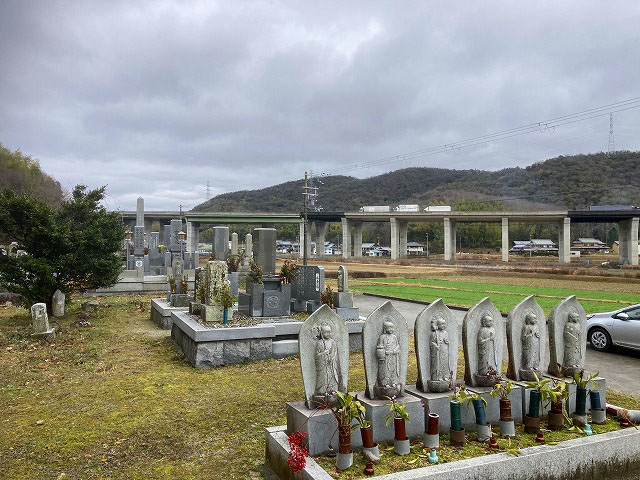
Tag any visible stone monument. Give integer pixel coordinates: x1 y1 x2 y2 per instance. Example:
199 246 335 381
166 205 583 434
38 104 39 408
31 303 55 339
291 265 324 313
463 297 503 387
331 265 359 321
52 289 65 317
506 296 546 381
363 301 408 399
414 299 458 392
213 226 229 261
299 305 349 408
201 260 228 322
547 296 587 377
231 232 238 256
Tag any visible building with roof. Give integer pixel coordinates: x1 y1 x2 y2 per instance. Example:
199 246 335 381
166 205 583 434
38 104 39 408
571 238 608 254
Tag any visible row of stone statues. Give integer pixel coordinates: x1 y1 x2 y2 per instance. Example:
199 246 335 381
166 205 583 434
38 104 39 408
299 295 587 408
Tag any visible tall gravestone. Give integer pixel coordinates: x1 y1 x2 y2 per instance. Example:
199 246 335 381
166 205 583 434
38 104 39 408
298 305 349 408
31 303 55 339
363 301 409 399
506 296 546 381
253 228 276 275
52 290 65 318
547 296 587 377
244 233 253 265
414 298 458 392
291 265 324 312
205 260 228 305
172 257 185 294
134 226 145 256
163 224 172 248
149 232 160 261
169 219 183 253
231 232 238 256
212 226 230 261
463 297 503 387
136 197 144 227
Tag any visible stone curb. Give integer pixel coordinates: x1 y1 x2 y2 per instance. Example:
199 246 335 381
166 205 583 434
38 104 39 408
360 293 508 316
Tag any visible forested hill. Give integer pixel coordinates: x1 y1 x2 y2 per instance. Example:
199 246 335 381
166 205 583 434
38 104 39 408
0 143 64 205
193 151 640 212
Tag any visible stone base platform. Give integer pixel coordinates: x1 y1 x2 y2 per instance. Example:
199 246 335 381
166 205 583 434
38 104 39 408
151 297 188 329
354 391 425 444
334 307 360 321
286 401 362 456
265 425 640 480
405 385 464 432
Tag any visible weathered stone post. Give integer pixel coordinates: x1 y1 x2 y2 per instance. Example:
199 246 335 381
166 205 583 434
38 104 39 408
501 217 509 262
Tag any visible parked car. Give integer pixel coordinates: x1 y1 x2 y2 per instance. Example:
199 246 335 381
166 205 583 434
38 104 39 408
586 304 640 351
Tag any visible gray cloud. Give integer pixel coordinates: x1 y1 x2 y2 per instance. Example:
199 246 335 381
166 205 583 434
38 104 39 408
1 0 639 210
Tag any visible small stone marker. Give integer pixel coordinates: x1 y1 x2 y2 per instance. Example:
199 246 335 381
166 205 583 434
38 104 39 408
333 265 353 308
172 258 184 294
212 226 230 261
462 297 503 387
31 303 55 339
547 296 587 377
338 265 348 292
414 298 458 392
363 301 409 399
231 232 238 256
506 296 546 381
51 289 65 317
244 233 253 263
298 304 349 408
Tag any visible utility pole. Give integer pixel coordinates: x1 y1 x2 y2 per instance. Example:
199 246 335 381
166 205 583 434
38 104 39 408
303 172 308 265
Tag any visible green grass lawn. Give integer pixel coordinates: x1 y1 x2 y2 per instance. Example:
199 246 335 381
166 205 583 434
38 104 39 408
0 294 638 480
352 277 639 314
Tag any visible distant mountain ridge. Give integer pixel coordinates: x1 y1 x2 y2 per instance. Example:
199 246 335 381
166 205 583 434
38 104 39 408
192 151 640 213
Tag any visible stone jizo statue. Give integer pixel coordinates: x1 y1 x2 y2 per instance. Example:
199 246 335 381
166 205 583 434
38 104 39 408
313 323 340 407
475 313 499 385
429 316 450 384
563 311 582 375
520 312 541 380
338 265 348 293
374 320 402 398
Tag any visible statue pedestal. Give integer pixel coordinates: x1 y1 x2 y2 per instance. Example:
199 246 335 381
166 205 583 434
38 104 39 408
354 392 424 444
285 401 362 456
468 385 524 425
405 385 460 432
334 307 360 321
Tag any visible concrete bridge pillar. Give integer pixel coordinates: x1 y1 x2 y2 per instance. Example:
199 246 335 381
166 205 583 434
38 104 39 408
399 221 408 258
353 222 363 258
390 218 399 260
314 221 327 258
501 217 509 262
341 218 351 259
444 217 457 261
299 221 311 259
558 217 571 264
618 217 639 265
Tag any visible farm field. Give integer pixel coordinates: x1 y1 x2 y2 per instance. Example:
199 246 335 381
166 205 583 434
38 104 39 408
351 276 640 314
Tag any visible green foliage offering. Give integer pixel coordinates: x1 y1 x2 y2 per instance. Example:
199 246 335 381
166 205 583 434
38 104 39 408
491 380 516 400
523 372 568 405
573 370 600 389
320 285 335 309
0 185 124 310
227 254 242 273
197 278 207 303
279 259 299 284
452 385 487 407
384 396 410 424
332 391 365 430
0 142 63 210
214 282 237 309
248 261 263 284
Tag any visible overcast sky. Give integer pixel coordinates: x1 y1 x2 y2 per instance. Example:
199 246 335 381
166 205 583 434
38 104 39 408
1 1 640 211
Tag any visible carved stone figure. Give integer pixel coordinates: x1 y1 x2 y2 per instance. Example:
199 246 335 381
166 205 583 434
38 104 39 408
430 316 450 383
374 320 402 398
338 265 348 292
313 324 340 407
563 312 582 375
477 313 497 376
521 312 541 378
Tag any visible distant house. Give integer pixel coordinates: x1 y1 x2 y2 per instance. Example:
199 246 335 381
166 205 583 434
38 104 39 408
324 242 339 256
611 240 640 256
407 242 425 255
510 239 558 255
571 238 608 254
362 242 380 255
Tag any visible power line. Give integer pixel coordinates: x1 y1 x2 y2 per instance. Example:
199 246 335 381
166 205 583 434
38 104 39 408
314 96 640 177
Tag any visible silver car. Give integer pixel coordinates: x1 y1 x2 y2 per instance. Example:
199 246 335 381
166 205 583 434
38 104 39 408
586 304 640 351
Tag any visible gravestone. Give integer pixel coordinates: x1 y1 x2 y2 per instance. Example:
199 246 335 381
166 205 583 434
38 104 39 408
172 257 185 294
298 305 349 408
169 219 183 253
333 265 353 308
163 224 172 248
134 226 145 256
52 290 65 317
231 232 238 256
31 303 55 339
205 260 228 305
462 297 503 387
363 301 409 399
414 298 458 392
291 265 324 312
244 233 253 264
547 296 587 377
506 296 546 381
213 226 229 261
253 228 276 275
136 196 144 226
149 232 159 261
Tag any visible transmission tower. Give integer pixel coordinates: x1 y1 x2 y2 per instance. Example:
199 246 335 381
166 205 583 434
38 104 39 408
608 113 615 153
206 181 211 200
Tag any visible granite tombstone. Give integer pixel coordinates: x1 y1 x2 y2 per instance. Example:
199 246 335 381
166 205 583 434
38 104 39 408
31 303 55 339
52 289 65 318
291 265 324 312
213 226 230 261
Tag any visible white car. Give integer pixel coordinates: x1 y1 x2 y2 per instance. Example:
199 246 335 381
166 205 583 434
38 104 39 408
586 304 640 351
